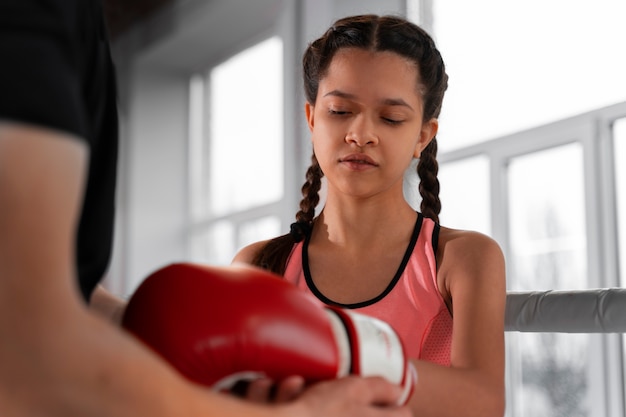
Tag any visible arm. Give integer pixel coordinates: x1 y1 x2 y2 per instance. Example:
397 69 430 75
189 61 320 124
0 122 212 416
0 122 409 417
407 230 506 417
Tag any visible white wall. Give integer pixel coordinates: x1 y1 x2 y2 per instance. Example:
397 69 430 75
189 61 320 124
125 69 189 292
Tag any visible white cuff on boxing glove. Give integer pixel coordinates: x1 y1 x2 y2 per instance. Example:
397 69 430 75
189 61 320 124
325 307 417 405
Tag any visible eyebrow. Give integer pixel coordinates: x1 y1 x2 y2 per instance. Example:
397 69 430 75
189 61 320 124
323 89 415 111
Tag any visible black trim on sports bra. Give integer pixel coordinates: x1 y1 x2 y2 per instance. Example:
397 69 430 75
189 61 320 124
432 221 440 256
302 212 424 309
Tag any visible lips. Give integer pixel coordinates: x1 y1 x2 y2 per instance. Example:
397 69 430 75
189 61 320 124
339 153 378 166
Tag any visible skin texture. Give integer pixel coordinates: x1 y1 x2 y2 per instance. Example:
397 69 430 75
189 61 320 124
234 48 506 417
0 120 413 417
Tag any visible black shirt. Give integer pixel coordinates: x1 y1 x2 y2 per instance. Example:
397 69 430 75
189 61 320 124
0 0 119 301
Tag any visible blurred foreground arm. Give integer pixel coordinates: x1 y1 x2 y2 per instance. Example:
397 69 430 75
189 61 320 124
0 123 409 417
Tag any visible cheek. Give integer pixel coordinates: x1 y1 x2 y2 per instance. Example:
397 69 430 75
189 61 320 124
311 120 342 148
310 136 335 174
387 136 422 166
311 133 330 159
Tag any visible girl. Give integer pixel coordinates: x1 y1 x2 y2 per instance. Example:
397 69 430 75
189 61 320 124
234 14 506 417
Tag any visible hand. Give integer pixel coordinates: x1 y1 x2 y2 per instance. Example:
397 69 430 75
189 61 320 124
240 376 305 403
284 376 412 417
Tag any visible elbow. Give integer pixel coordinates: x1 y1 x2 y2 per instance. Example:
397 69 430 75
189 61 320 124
463 378 505 417
489 397 506 417
479 387 506 417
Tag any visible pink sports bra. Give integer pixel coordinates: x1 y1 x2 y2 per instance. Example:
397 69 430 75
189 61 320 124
283 213 452 365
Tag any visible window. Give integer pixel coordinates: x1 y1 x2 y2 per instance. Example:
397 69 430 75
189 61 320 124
189 37 284 265
410 1 626 414
507 144 591 417
430 0 626 151
508 144 587 291
207 37 284 215
438 155 490 235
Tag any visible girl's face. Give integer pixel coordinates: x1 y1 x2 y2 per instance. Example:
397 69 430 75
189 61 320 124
306 48 438 201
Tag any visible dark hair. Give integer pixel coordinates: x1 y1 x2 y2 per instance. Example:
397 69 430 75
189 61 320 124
252 14 448 275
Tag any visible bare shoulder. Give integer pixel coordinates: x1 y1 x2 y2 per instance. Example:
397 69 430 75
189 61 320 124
439 227 503 263
231 239 271 265
437 227 506 294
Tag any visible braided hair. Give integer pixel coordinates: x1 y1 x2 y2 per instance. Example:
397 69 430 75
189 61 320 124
251 14 448 275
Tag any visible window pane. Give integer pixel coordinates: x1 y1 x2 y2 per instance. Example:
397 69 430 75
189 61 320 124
190 221 234 265
189 217 281 266
238 216 281 252
209 37 284 215
507 144 590 417
439 156 490 235
509 332 590 417
433 0 626 151
403 156 490 234
508 144 586 291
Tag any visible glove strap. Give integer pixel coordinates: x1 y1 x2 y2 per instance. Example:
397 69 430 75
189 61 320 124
324 309 351 377
325 307 417 405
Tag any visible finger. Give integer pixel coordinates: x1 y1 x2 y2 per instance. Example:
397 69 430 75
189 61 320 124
273 375 306 402
353 376 405 407
245 378 273 403
295 377 411 417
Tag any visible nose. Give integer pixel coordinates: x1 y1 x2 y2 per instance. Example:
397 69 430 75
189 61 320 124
345 116 378 147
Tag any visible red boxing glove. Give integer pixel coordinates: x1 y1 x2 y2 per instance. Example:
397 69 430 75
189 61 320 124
122 263 416 404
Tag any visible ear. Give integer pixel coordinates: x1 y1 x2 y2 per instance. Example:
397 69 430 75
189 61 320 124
414 118 439 158
305 102 315 132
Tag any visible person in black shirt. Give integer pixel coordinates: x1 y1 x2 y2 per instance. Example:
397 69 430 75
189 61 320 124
0 1 410 416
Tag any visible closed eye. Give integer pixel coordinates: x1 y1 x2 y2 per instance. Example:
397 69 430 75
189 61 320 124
329 109 351 116
382 117 404 126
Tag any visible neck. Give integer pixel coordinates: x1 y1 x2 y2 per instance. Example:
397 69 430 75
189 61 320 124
313 195 417 249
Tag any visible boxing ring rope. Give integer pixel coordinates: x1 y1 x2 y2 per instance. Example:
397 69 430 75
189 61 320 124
505 288 626 333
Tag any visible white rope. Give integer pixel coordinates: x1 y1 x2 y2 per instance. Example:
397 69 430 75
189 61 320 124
505 288 626 333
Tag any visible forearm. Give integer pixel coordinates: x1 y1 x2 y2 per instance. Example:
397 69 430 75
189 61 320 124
0 298 285 417
1 288 386 417
408 359 505 417
1 298 179 416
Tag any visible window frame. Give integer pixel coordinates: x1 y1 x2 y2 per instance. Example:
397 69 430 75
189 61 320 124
439 101 626 417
